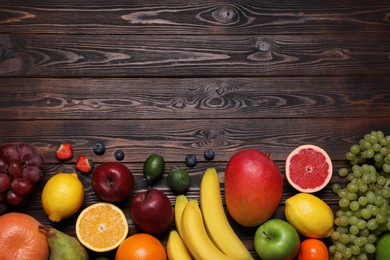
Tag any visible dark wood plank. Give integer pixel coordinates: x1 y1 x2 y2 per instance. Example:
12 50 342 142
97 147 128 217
1 1 390 35
0 118 388 163
1 33 390 77
0 77 389 120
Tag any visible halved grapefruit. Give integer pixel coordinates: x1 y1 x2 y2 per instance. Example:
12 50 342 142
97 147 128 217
285 144 333 193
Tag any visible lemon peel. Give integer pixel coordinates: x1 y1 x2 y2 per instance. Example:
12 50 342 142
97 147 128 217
41 172 84 222
285 193 334 238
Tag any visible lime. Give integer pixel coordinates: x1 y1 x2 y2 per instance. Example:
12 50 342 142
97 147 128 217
167 167 190 194
143 154 165 183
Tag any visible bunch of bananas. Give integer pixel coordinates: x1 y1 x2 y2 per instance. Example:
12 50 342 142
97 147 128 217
167 168 253 260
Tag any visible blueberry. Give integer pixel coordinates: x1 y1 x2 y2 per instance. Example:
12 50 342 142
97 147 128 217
185 154 197 167
114 150 125 161
93 142 106 155
203 148 215 161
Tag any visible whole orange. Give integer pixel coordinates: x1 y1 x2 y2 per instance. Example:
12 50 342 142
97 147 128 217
298 238 329 260
0 212 49 260
115 233 166 260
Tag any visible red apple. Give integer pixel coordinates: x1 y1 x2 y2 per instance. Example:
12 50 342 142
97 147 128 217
130 188 174 234
224 149 283 227
92 162 134 202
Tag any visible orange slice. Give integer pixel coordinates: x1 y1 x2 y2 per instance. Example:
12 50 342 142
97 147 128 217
75 202 129 252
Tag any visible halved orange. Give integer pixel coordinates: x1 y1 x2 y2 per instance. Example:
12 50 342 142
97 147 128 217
75 202 129 252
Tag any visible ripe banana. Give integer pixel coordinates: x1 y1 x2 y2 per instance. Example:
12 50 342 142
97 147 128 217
200 167 253 260
181 199 234 260
174 194 188 238
167 230 192 260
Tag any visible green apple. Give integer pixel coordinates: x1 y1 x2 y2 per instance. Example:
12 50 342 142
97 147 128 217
254 219 300 260
376 232 390 260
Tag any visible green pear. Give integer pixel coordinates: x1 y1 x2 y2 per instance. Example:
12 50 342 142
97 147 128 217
39 225 89 260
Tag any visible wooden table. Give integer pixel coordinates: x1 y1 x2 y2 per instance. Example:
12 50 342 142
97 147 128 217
1 1 389 259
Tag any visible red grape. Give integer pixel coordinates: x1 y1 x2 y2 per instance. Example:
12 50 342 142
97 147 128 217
7 161 23 179
0 173 11 193
23 166 43 183
19 143 34 163
26 154 44 168
6 190 25 206
0 158 8 172
11 178 33 195
0 144 20 163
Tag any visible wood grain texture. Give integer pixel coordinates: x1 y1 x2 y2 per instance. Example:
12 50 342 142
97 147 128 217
1 1 390 259
0 77 389 119
1 33 390 77
1 1 390 35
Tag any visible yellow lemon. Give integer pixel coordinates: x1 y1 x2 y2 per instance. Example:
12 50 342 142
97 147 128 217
285 193 334 238
42 172 84 222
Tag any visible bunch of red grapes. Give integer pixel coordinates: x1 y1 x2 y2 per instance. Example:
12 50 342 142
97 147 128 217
0 143 44 214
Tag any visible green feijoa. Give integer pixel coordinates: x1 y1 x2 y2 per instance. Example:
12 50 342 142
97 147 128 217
167 167 190 194
143 154 165 183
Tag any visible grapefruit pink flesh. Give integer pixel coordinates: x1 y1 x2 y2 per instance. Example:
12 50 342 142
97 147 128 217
285 145 332 193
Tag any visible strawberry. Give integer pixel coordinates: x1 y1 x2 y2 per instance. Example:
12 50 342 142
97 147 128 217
55 143 73 160
76 155 93 174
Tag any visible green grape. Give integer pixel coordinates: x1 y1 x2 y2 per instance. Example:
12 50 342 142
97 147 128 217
380 147 389 156
333 251 343 260
356 219 367 230
358 183 368 193
347 183 359 193
376 213 387 224
367 219 379 230
383 163 390 173
354 236 368 247
339 198 350 208
350 245 361 255
374 195 385 207
367 234 377 244
329 244 337 254
369 134 379 144
350 225 360 235
362 141 371 150
343 248 352 258
369 205 380 216
332 183 341 194
365 149 374 159
372 143 382 152
338 188 348 198
361 208 371 219
347 151 357 161
339 168 349 177
340 233 350 245
377 175 387 186
351 144 361 154
363 243 376 254
331 230 341 241
339 215 350 226
346 192 358 201
366 191 375 204
374 153 384 163
357 254 368 260
350 201 360 211
335 242 346 252
358 196 368 206
349 216 358 225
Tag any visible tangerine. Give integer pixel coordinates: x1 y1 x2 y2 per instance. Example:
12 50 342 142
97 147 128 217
115 233 166 260
298 238 329 260
0 212 49 260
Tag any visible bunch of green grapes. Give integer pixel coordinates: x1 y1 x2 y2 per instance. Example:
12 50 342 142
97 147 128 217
330 130 390 260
